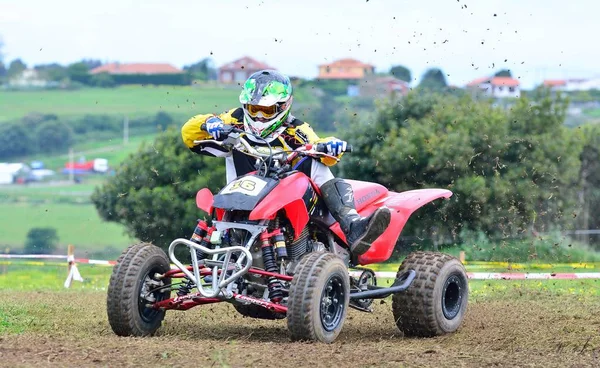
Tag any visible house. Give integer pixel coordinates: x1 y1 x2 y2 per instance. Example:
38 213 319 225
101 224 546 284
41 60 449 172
466 75 520 98
8 69 49 88
90 63 183 75
218 56 275 84
354 75 410 97
0 163 31 185
317 58 375 80
542 78 600 91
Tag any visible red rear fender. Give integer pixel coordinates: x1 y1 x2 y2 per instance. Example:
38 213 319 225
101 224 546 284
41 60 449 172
331 189 452 265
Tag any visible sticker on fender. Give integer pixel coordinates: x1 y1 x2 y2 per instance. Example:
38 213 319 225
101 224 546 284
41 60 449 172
220 176 268 196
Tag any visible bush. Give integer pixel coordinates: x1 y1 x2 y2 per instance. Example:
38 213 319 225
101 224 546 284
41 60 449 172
36 118 74 153
24 228 59 254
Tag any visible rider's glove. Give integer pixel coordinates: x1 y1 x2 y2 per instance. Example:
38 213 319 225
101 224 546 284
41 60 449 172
324 139 348 156
205 116 225 140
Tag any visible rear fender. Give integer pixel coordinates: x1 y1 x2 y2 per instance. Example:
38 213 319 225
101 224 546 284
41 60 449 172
331 189 452 265
249 173 311 239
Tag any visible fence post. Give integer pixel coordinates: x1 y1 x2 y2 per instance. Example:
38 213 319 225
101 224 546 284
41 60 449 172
1 247 9 275
67 244 74 276
459 251 466 264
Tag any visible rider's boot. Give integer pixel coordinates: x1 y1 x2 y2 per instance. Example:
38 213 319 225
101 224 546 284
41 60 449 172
320 178 391 255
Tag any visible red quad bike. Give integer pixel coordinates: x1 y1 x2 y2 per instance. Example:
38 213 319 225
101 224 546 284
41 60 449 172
107 126 469 343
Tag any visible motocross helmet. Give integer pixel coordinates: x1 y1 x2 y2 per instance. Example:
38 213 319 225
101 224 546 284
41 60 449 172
239 70 293 141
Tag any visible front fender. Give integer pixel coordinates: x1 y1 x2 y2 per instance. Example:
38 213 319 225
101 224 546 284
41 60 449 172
249 173 311 239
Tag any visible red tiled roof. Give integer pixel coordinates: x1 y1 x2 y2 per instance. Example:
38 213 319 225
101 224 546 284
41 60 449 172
543 79 567 87
90 63 183 75
467 76 520 87
466 76 491 87
318 72 366 80
490 77 520 87
319 58 374 69
219 56 274 71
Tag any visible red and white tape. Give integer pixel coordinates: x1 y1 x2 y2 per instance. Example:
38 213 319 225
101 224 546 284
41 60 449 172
3 254 600 279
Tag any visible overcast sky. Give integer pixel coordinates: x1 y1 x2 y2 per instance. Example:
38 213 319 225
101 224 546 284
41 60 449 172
1 0 597 88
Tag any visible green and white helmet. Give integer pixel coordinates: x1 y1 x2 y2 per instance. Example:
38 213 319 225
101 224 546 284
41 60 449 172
239 70 293 141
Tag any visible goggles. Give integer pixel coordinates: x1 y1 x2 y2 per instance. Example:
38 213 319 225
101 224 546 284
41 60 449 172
246 104 279 119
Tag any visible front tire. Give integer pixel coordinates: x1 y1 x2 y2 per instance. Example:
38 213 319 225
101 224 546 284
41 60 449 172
287 252 350 343
392 251 468 337
107 242 171 337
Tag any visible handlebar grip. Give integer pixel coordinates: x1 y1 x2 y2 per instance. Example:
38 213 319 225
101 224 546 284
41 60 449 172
315 143 353 154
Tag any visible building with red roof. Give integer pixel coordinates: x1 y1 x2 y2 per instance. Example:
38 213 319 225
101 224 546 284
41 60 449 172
218 56 275 84
90 63 183 75
317 58 375 80
467 75 521 98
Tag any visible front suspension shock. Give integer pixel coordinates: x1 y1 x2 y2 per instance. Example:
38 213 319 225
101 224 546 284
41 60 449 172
260 232 284 302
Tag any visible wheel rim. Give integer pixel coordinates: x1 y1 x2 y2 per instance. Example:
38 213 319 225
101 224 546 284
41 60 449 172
442 274 464 320
138 266 167 323
320 274 345 332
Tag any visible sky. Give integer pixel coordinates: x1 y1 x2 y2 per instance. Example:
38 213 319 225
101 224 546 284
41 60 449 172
1 0 598 89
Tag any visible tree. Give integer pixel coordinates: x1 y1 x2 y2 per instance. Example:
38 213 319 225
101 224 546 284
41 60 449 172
7 58 27 78
91 128 226 251
80 59 102 70
494 69 512 78
36 118 74 153
66 62 90 84
184 58 217 81
0 123 35 159
390 65 412 83
24 228 59 254
34 63 68 82
417 68 447 91
340 89 581 243
89 72 115 87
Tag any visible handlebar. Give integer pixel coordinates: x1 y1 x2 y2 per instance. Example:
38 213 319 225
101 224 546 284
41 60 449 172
315 143 353 154
195 123 351 164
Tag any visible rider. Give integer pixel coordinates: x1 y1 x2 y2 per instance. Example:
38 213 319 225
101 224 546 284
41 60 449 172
181 69 391 255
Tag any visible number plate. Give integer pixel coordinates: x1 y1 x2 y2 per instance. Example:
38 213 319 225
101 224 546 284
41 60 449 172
220 176 268 196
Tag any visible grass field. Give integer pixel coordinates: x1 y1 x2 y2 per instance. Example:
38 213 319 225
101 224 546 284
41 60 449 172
1 264 599 367
0 202 134 256
0 85 240 121
0 84 320 122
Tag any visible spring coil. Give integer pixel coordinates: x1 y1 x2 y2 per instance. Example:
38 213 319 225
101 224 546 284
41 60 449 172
177 279 195 296
261 241 283 301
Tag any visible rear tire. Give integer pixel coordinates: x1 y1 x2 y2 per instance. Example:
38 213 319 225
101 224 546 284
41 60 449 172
107 242 171 337
287 252 350 343
392 251 468 337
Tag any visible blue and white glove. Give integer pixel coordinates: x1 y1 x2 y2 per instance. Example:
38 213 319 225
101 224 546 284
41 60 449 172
324 139 348 156
205 116 225 140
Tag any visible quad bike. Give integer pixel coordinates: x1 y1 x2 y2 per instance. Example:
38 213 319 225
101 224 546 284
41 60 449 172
106 125 469 343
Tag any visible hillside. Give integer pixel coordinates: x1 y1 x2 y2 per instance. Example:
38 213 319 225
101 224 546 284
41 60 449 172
0 84 320 122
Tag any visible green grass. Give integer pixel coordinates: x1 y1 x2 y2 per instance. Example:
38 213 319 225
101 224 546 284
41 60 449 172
0 262 112 292
0 202 134 257
0 85 240 122
0 84 321 123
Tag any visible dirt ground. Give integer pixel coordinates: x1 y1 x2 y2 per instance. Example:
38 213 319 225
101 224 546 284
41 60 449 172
1 291 600 368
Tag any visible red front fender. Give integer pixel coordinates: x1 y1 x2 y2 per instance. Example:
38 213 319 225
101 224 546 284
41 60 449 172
195 188 224 220
249 173 311 239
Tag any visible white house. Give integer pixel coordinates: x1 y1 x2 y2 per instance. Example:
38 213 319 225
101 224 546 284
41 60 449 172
0 163 31 185
543 78 600 91
467 76 521 98
8 69 49 88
